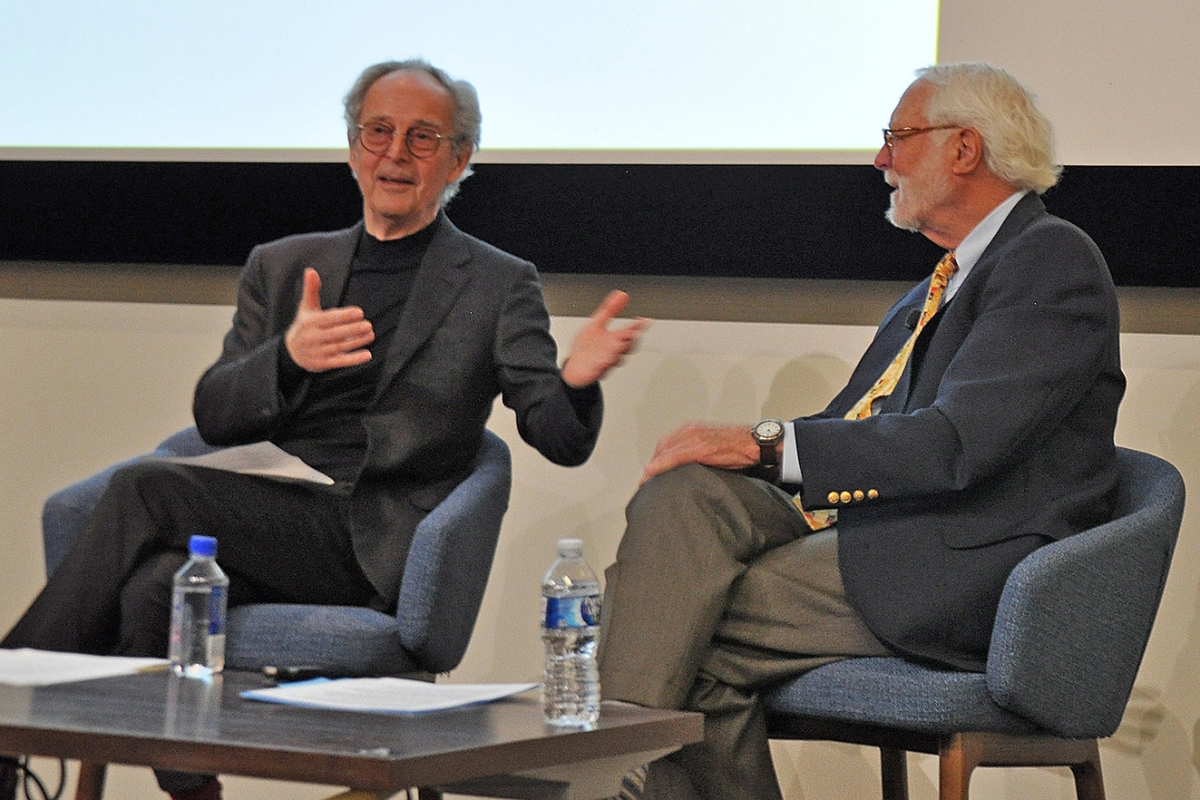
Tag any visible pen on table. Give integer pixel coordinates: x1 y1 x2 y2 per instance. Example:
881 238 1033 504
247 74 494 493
262 665 326 684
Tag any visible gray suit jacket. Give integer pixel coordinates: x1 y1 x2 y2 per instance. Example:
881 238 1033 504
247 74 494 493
792 193 1125 670
193 213 601 599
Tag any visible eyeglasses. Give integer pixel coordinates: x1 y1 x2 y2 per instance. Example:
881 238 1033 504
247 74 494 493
882 125 961 150
355 123 450 158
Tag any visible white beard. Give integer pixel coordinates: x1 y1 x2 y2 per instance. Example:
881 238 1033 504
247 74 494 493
885 161 952 232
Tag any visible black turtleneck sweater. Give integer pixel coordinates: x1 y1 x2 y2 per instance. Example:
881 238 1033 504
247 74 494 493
275 223 437 483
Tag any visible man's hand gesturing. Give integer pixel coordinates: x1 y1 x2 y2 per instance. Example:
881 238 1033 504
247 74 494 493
560 290 650 388
284 268 375 372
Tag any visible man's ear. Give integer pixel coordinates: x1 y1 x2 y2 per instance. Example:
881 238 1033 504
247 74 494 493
448 146 473 182
951 127 986 175
347 133 361 180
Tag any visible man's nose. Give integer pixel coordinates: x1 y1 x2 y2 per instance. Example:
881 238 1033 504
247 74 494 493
874 143 892 171
385 133 411 161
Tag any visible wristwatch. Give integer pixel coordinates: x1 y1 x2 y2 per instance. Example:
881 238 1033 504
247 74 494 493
751 418 785 470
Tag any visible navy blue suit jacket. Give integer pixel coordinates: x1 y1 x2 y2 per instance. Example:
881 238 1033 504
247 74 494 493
793 193 1125 670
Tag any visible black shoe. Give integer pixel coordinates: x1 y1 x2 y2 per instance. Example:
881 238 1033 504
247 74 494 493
0 757 19 800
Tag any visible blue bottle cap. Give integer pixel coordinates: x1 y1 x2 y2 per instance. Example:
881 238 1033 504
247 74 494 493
188 535 218 558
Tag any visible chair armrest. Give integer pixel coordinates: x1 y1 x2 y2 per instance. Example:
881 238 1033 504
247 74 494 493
42 426 218 575
986 449 1184 738
42 455 140 576
395 430 512 674
155 427 222 459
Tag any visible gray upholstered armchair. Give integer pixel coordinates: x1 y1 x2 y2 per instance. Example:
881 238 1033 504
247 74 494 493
41 426 512 678
763 447 1185 800
44 426 511 800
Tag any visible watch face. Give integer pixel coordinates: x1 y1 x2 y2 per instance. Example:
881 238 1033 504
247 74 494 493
754 419 783 440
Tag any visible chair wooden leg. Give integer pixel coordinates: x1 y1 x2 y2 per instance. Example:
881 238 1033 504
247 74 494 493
937 732 1106 800
1070 740 1106 800
938 734 981 800
74 762 107 800
879 747 909 800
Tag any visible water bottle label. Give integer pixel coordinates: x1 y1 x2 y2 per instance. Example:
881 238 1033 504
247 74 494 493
208 586 226 635
544 594 600 628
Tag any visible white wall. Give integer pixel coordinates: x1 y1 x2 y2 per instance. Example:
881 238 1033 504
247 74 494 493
1 298 1197 799
2 2 1198 796
939 0 1200 166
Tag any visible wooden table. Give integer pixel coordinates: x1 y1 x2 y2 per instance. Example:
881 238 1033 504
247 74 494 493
0 670 703 800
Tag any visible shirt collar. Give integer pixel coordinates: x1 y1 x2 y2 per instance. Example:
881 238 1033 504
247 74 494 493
944 190 1027 302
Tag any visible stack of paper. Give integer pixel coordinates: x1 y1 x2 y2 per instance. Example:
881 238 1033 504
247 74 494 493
0 648 169 686
242 677 539 715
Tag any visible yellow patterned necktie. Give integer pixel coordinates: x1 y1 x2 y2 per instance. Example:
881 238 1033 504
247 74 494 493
795 252 959 529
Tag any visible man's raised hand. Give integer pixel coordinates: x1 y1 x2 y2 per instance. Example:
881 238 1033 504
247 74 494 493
284 268 375 372
560 290 651 388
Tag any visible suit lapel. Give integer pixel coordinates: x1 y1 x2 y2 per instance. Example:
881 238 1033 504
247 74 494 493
318 222 363 310
871 282 929 415
374 213 473 397
888 298 948 411
892 193 1047 410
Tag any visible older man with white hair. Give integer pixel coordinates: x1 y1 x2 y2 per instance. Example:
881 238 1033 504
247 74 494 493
598 61 1124 800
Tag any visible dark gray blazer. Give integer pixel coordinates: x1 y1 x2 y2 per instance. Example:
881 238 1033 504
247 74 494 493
193 213 601 600
793 193 1125 671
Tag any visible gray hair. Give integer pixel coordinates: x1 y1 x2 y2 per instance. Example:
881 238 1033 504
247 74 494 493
915 62 1061 194
343 59 481 204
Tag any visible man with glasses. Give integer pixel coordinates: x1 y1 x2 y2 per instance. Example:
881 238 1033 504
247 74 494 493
1 59 647 800
598 62 1123 800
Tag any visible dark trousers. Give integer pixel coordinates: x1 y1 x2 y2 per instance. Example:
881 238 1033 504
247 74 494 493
2 460 382 657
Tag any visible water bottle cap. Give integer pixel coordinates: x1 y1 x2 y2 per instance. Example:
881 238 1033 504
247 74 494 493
556 538 584 557
188 535 218 558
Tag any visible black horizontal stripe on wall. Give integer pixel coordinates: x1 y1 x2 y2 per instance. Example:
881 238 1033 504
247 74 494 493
2 161 1195 287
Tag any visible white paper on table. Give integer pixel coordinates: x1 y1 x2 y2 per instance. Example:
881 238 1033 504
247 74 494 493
0 648 170 686
241 677 539 715
157 441 334 485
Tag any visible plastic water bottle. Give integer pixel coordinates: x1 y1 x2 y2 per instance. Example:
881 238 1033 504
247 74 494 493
169 535 229 677
541 537 601 726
